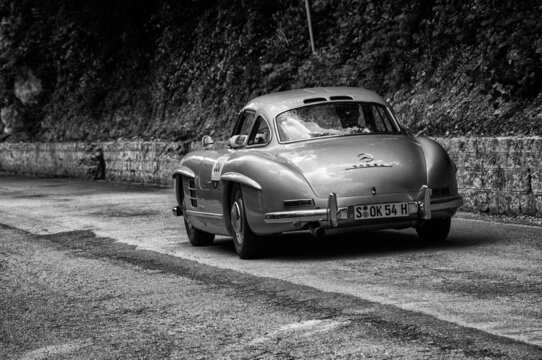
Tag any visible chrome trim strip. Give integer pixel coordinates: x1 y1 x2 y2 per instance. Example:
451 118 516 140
173 166 196 179
185 210 224 219
221 172 262 190
431 196 463 212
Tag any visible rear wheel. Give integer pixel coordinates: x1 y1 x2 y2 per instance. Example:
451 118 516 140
230 184 265 259
416 218 451 243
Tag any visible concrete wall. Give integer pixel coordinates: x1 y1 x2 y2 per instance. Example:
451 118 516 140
0 137 540 217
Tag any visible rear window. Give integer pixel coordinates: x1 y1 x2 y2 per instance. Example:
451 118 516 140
276 102 400 142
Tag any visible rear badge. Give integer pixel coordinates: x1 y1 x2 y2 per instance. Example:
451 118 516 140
346 153 393 170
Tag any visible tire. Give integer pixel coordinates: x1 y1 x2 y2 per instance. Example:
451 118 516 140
416 218 451 243
229 184 265 259
180 183 214 246
184 217 215 246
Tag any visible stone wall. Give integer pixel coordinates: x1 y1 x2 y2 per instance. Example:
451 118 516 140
0 142 92 179
0 137 540 217
438 137 541 217
102 141 191 185
0 141 192 186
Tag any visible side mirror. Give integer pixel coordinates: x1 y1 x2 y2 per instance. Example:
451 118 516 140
202 135 214 149
228 135 248 149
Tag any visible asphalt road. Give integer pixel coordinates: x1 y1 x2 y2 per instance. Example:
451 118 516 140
1 175 541 358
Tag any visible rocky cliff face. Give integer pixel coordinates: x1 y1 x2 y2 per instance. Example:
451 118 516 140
0 69 42 136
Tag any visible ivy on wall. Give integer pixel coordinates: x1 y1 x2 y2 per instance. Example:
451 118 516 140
0 0 540 141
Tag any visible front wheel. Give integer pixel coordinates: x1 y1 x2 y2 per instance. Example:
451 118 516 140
230 184 265 259
416 218 451 243
184 217 215 246
182 195 214 246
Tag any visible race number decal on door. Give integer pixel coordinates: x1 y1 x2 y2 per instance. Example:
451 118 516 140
211 156 227 182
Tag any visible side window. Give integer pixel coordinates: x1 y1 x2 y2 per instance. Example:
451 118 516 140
371 105 395 132
360 104 376 131
248 116 271 146
360 103 398 133
233 110 256 137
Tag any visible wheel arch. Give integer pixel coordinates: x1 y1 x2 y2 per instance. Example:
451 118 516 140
221 176 261 237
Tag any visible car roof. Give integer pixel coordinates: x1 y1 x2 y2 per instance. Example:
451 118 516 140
242 87 388 120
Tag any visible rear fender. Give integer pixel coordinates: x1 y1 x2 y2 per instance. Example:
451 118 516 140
416 137 458 194
220 153 316 235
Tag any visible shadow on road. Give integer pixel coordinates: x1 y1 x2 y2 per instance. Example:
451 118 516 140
208 227 490 260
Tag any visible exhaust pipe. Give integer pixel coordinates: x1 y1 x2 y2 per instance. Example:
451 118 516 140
309 224 325 238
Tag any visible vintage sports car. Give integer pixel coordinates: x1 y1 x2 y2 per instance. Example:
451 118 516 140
172 87 463 259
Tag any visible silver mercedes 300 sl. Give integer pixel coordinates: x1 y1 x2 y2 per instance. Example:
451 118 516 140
172 87 463 259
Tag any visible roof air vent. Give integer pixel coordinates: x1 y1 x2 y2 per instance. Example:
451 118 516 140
303 97 327 104
329 96 353 101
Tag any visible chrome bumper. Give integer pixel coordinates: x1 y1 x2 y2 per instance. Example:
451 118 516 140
264 186 463 227
431 196 463 212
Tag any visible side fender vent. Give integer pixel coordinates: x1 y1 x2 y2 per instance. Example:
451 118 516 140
303 97 327 104
188 179 197 207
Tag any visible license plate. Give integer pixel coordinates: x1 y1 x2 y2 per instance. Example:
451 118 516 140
352 202 409 220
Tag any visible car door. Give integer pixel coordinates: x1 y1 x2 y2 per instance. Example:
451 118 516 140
196 110 257 210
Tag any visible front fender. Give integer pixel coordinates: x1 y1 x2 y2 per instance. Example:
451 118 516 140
172 155 204 208
172 166 195 211
172 165 196 179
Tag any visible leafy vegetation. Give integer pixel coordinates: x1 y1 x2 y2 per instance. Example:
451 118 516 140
0 0 540 142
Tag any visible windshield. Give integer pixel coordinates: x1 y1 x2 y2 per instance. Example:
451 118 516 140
276 102 400 142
